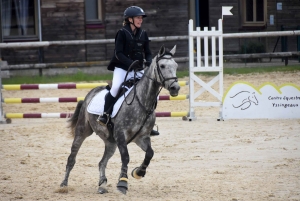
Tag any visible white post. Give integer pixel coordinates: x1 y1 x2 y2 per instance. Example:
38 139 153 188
196 27 201 68
0 65 6 124
218 19 224 121
204 27 209 67
188 19 196 120
211 27 216 67
0 61 11 124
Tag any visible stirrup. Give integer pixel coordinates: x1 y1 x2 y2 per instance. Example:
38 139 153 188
150 130 160 136
150 124 159 136
97 113 110 126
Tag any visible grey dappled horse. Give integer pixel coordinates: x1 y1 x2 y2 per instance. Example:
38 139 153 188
60 45 180 195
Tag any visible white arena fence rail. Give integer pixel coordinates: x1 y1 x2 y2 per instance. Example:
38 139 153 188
1 30 300 71
1 31 300 49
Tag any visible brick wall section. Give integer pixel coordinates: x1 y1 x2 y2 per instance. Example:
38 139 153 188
85 26 106 61
1 0 299 65
104 0 189 59
41 0 86 62
265 0 300 53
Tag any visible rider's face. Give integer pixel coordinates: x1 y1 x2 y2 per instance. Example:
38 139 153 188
129 16 143 28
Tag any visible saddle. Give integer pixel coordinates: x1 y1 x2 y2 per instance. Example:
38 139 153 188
115 77 140 100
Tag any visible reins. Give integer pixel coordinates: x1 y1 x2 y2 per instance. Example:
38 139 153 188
122 62 141 106
126 51 178 144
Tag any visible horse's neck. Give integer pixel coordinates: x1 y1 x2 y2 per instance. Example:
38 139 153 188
136 66 159 107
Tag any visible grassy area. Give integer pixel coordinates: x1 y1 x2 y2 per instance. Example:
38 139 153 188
224 65 300 75
2 71 113 85
2 65 300 84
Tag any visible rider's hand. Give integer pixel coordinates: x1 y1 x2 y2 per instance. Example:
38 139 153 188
130 60 142 71
144 61 151 67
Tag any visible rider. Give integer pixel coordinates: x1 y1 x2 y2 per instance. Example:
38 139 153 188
97 6 160 136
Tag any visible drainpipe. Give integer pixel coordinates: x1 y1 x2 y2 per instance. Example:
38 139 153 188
195 0 200 27
37 0 44 76
0 0 2 60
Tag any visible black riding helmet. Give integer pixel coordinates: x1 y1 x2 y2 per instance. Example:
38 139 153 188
124 6 147 19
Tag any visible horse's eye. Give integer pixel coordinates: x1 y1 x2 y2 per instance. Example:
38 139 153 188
160 64 165 69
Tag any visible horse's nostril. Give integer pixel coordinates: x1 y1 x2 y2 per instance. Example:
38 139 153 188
170 86 180 91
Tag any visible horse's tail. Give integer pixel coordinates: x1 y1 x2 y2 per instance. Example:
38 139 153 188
68 100 84 137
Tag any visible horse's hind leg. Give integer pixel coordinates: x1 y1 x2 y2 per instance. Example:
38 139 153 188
60 126 93 187
60 135 86 187
132 137 154 179
98 140 117 194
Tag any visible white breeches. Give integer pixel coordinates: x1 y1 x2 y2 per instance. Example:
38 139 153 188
110 67 144 97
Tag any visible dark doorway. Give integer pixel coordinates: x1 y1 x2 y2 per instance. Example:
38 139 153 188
198 0 209 29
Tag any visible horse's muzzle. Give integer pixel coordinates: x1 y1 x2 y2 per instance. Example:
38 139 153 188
169 85 180 97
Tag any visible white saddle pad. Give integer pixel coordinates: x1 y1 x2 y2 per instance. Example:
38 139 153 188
87 87 133 118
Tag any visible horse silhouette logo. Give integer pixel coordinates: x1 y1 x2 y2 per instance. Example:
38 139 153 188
230 91 259 110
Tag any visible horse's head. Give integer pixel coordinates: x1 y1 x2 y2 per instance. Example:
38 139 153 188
249 92 259 105
153 45 180 97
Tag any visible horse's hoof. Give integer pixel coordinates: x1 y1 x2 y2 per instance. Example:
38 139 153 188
60 182 67 188
98 187 108 194
117 177 128 195
131 167 142 179
57 186 69 193
117 186 127 195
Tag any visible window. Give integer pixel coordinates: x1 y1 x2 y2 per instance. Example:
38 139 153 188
1 0 40 41
241 0 267 26
85 0 103 24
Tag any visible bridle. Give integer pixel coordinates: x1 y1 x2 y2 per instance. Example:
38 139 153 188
153 52 178 90
131 51 179 113
124 50 178 105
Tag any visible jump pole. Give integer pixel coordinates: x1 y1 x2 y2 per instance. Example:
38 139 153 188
2 81 188 90
2 95 189 103
2 83 107 90
5 111 189 119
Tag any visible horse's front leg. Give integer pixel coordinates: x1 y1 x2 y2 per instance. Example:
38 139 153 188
132 136 154 179
115 132 130 195
98 140 117 194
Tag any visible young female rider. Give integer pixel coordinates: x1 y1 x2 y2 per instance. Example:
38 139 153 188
97 6 159 136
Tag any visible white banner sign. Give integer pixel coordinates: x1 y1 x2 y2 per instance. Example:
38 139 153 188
223 82 300 119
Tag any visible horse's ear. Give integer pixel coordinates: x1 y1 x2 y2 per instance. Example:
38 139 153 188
170 45 176 56
158 45 165 57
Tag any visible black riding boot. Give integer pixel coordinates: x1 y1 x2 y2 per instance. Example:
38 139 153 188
97 92 117 126
150 130 160 136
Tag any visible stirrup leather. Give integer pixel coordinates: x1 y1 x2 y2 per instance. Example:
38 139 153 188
97 113 110 126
